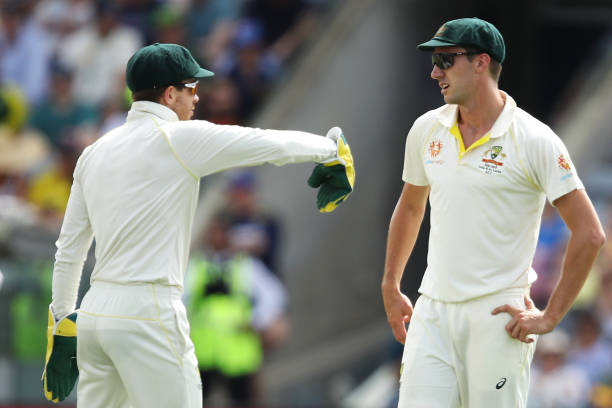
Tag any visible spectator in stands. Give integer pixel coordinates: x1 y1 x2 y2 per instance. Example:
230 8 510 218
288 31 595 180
186 215 289 405
196 78 242 125
0 0 54 104
221 171 283 275
34 0 95 44
57 0 142 106
528 330 590 408
568 309 612 387
186 0 242 51
29 60 99 148
0 85 50 201
151 4 188 46
26 139 80 227
214 19 283 120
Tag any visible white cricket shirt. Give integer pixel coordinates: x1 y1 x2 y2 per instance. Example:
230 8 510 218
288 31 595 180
402 92 583 302
52 101 336 316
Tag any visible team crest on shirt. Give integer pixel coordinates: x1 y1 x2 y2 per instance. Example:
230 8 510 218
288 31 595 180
425 140 444 164
478 145 506 175
557 154 574 181
429 140 443 157
558 154 571 171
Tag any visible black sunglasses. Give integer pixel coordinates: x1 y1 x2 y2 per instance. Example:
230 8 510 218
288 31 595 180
431 52 480 69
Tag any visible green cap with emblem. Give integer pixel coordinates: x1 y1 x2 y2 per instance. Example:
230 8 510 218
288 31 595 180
417 17 505 63
126 43 214 92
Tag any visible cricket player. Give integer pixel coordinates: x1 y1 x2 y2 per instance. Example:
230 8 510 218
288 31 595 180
42 43 354 407
381 18 605 408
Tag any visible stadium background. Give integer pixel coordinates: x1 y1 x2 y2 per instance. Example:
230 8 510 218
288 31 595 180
0 0 611 407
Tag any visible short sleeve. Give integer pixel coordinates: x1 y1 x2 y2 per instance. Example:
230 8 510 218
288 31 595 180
402 117 430 186
524 126 584 203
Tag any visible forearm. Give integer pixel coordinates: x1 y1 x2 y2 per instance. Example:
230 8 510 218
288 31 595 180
51 179 94 318
544 228 605 324
262 129 337 165
52 261 85 318
382 191 427 291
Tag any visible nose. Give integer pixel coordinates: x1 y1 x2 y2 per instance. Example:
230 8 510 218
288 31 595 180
193 94 200 104
431 64 443 80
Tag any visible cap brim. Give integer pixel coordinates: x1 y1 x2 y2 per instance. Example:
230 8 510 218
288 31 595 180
417 38 458 50
194 67 215 78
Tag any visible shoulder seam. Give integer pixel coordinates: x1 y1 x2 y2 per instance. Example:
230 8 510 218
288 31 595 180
151 118 199 181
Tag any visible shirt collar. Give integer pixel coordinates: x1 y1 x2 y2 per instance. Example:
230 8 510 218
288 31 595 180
436 90 516 139
126 101 179 123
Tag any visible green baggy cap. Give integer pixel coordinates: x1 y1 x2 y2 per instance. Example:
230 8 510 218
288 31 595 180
126 43 214 92
417 17 505 63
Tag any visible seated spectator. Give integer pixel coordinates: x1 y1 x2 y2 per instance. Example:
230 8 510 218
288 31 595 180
150 4 187 46
220 171 282 275
528 330 590 408
185 216 289 405
57 0 142 106
29 61 99 148
0 0 54 105
196 78 241 125
34 0 94 42
186 0 242 47
214 19 283 121
0 85 50 200
26 139 80 227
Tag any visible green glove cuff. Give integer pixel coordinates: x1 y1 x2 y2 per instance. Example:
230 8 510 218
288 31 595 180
308 128 355 213
43 307 78 403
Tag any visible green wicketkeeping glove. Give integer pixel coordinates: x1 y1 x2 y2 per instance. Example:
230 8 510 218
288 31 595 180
42 306 78 403
308 127 355 212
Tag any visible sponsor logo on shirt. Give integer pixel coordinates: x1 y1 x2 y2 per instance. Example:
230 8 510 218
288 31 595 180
478 145 506 174
496 377 507 389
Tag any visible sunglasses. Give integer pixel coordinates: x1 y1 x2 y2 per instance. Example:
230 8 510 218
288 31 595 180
173 80 199 95
431 52 480 69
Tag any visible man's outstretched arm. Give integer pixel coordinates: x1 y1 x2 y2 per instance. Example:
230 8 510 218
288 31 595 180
382 183 430 344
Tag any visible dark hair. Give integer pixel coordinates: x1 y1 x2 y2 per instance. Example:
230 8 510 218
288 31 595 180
131 87 166 103
465 47 502 82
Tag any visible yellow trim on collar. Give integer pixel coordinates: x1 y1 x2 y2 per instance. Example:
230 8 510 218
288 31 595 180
450 122 491 159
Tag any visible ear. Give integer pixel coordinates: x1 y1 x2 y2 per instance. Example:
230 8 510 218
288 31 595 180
474 53 491 74
160 86 175 106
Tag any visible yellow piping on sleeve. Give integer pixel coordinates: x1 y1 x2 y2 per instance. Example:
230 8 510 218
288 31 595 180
151 118 199 181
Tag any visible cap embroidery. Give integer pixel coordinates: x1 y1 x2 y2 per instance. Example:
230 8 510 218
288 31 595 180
434 25 447 38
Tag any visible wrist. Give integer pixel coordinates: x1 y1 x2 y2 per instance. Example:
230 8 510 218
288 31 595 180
381 278 401 294
542 308 563 327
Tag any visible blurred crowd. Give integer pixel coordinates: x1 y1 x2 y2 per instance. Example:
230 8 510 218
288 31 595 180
0 0 327 232
527 202 612 408
0 0 326 405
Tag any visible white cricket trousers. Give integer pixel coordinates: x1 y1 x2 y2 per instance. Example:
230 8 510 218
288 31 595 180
398 288 537 408
76 281 202 408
